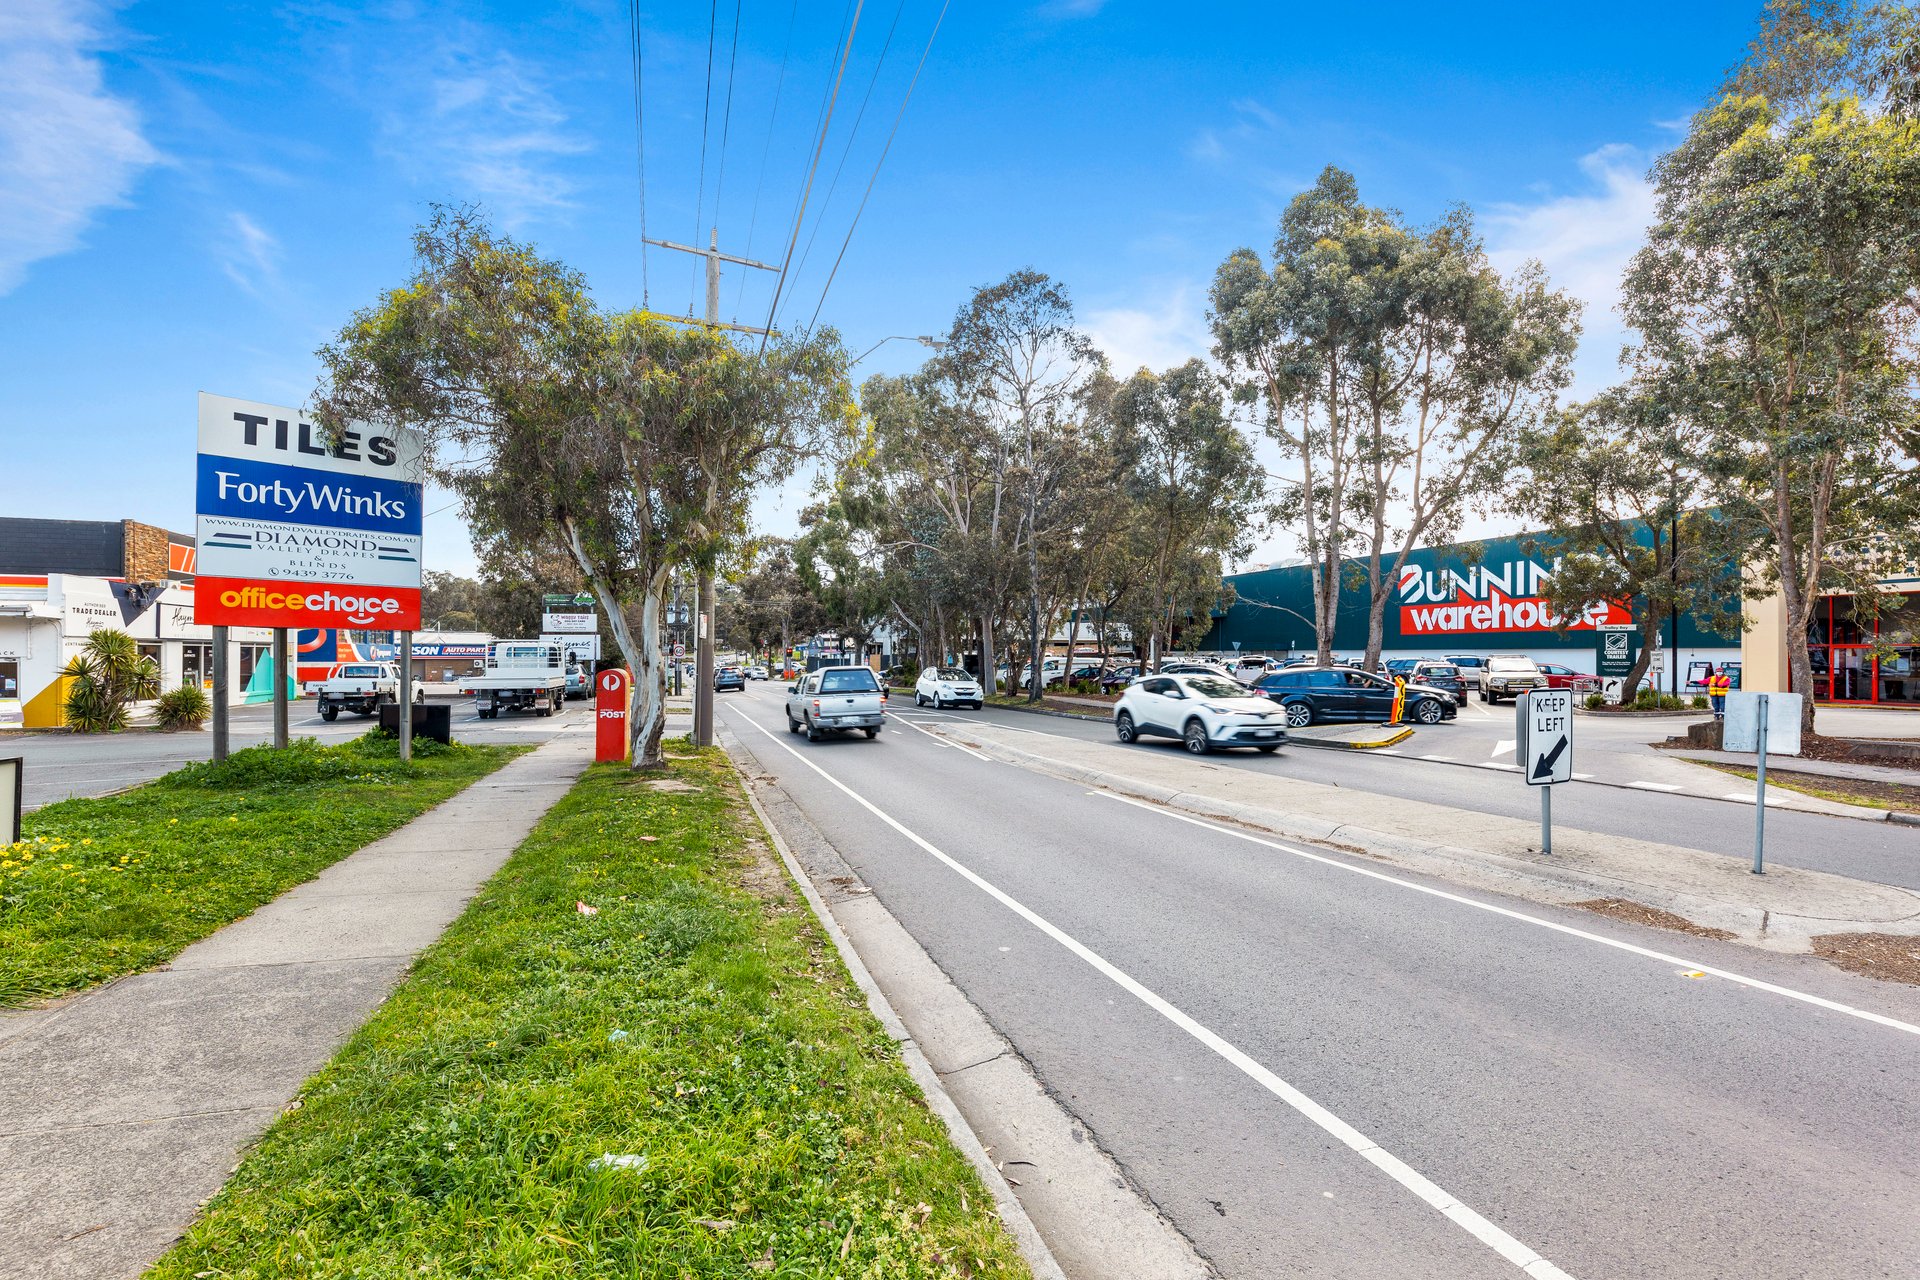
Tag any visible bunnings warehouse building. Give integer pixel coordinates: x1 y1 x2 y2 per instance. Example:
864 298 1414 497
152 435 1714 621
1196 530 1744 692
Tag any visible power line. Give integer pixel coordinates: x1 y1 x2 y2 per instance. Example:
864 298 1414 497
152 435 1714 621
807 0 949 332
776 0 858 292
760 0 866 346
627 0 651 305
735 0 799 319
712 0 744 244
780 0 906 329
691 0 718 313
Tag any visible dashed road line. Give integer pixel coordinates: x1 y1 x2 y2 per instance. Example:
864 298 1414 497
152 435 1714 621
1627 781 1683 792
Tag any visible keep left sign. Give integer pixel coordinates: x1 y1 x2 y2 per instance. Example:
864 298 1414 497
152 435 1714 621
193 393 425 629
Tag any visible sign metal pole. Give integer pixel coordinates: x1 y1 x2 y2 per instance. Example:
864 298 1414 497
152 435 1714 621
211 624 230 762
399 631 413 763
1542 783 1551 857
1752 693 1769 875
272 627 289 749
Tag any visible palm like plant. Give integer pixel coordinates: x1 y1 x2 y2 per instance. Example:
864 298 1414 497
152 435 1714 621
62 629 161 733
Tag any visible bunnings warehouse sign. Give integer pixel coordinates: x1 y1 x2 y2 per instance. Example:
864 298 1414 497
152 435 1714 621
194 393 425 629
1203 531 1736 653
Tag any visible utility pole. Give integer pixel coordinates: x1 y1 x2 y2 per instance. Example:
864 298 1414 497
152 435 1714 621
641 228 778 747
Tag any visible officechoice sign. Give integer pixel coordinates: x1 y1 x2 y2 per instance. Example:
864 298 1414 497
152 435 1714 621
193 393 424 628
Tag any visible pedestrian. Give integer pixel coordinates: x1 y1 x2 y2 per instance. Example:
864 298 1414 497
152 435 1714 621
1707 664 1729 719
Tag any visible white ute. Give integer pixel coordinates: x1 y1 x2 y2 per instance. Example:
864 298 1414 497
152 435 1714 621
309 662 415 722
465 640 568 719
786 665 887 740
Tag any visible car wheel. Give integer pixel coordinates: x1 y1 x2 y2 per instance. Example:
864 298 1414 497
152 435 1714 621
1284 701 1312 728
1183 719 1211 754
914 691 925 707
864 727 879 739
805 716 820 743
1257 744 1279 754
1415 699 1443 725
320 705 337 722
786 711 798 734
1116 710 1137 743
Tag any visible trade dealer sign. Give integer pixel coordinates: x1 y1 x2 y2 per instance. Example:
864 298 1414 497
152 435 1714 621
194 392 424 629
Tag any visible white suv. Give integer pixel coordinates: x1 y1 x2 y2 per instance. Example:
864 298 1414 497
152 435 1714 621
1115 673 1289 754
914 666 984 709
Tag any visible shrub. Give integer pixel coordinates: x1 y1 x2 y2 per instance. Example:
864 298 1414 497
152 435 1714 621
154 683 211 731
1585 692 1606 710
1659 693 1685 710
1633 685 1659 708
61 629 160 732
1691 694 1709 709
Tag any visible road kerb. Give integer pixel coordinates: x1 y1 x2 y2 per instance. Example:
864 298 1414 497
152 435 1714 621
721 725 1215 1280
1286 725 1417 750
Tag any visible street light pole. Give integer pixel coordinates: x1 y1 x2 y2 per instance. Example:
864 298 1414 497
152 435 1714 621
853 334 942 366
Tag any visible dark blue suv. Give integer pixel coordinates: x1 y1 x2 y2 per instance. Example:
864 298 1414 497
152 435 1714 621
1252 666 1458 728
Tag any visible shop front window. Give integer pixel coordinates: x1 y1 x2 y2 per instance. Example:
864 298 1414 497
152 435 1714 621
0 659 18 700
182 644 213 688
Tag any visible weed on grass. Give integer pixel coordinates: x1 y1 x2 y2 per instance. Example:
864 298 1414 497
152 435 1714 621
146 749 1032 1280
0 733 522 1007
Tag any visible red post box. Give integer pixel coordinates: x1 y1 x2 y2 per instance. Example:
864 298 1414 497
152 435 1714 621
595 668 631 763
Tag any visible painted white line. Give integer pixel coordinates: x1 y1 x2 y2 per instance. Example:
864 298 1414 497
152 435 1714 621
1421 754 1457 763
1572 772 1596 781
1095 791 1920 1041
891 713 994 762
1493 739 1515 758
1627 781 1682 792
1476 762 1521 772
1720 792 1792 807
1373 749 1404 756
734 713 1575 1280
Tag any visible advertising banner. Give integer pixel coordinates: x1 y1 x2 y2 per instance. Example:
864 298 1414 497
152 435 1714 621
194 393 423 628
541 610 596 633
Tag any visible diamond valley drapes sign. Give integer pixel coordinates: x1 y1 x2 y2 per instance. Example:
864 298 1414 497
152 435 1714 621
193 392 425 629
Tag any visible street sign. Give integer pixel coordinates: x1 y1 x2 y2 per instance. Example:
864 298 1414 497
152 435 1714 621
0 756 19 847
540 610 596 633
1723 691 1802 756
1518 688 1573 786
193 393 425 629
1596 627 1637 679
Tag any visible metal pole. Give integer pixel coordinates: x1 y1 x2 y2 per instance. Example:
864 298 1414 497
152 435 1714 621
398 631 413 763
1542 784 1552 857
1753 694 1769 874
211 625 230 762
694 568 715 746
271 627 289 749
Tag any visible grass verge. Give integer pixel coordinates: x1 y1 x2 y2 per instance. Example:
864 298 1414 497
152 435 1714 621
1692 761 1920 816
0 733 523 1008
145 746 1033 1280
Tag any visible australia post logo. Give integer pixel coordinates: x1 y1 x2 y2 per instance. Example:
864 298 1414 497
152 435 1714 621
1397 561 1629 636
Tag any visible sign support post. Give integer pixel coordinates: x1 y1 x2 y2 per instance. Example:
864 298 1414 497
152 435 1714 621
272 628 289 749
1542 783 1552 857
694 576 714 747
1722 690 1801 877
398 631 413 763
1518 688 1573 856
211 625 230 762
1753 694 1769 875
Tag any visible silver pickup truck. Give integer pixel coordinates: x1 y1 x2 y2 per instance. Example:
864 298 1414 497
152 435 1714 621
308 662 416 721
786 665 886 741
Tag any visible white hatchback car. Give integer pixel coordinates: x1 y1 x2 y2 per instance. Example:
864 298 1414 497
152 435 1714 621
914 666 984 709
1115 672 1289 754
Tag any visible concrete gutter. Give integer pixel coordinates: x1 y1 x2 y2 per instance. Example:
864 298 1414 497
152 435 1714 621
931 722 1920 955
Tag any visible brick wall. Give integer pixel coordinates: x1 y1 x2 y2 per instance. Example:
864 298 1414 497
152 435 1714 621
121 520 172 583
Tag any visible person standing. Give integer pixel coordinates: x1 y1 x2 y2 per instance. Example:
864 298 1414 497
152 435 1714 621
1707 664 1729 719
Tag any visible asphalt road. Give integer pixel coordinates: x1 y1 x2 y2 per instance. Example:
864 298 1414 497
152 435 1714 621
921 700 1920 891
720 681 1920 1279
4 696 588 810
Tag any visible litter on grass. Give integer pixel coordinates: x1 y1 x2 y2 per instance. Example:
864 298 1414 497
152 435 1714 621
607 1030 629 1042
575 901 599 916
588 1154 648 1172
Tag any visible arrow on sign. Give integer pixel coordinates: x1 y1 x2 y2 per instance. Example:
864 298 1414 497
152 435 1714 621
1532 737 1568 781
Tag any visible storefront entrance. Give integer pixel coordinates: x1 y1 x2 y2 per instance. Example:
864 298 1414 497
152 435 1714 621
1806 592 1920 705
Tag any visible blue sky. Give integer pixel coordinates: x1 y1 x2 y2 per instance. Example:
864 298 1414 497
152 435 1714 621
2 0 1763 575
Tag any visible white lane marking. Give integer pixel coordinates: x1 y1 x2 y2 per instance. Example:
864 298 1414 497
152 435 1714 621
1476 762 1521 772
1421 754 1457 763
1373 749 1404 756
1493 739 1515 758
1573 772 1596 781
1720 792 1791 807
1627 781 1682 792
891 713 993 762
1095 791 1920 1041
735 713 1576 1279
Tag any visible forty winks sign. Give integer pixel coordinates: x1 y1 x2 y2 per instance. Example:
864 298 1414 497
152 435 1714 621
193 393 424 629
1396 561 1630 637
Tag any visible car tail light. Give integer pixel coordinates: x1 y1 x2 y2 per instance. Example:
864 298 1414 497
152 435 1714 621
812 699 821 710
880 691 888 705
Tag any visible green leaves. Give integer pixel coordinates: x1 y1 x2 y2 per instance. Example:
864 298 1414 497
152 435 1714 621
59 628 160 733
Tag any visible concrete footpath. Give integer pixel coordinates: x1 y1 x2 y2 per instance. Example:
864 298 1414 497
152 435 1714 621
0 733 592 1280
931 720 1920 953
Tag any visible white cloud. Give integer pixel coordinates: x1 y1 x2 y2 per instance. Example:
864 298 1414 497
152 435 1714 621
380 39 589 227
1484 143 1657 395
0 0 156 293
218 210 279 295
1083 281 1212 380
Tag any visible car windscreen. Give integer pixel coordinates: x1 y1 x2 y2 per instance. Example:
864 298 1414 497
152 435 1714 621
1488 658 1536 671
936 668 972 680
341 666 383 677
1420 665 1458 677
1182 676 1245 699
820 669 880 692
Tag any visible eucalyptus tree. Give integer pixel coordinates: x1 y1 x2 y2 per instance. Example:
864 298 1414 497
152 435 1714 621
1624 50 1920 731
316 208 852 766
1107 360 1263 667
1511 386 1739 700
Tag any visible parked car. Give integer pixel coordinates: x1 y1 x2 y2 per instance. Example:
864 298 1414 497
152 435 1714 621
1114 673 1290 755
914 666 984 709
1477 655 1545 703
1408 660 1467 700
786 665 886 740
1097 664 1139 694
1160 660 1245 684
715 665 746 692
1252 666 1458 728
563 662 592 700
309 662 411 722
1534 662 1591 692
746 664 769 680
1445 654 1489 686
1384 658 1420 676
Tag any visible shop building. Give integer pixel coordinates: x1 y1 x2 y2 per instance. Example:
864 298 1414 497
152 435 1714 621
1740 570 1920 705
1197 530 1743 686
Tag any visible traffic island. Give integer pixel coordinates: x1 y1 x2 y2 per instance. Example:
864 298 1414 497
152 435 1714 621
1285 723 1416 750
0 732 525 1009
140 748 1033 1280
